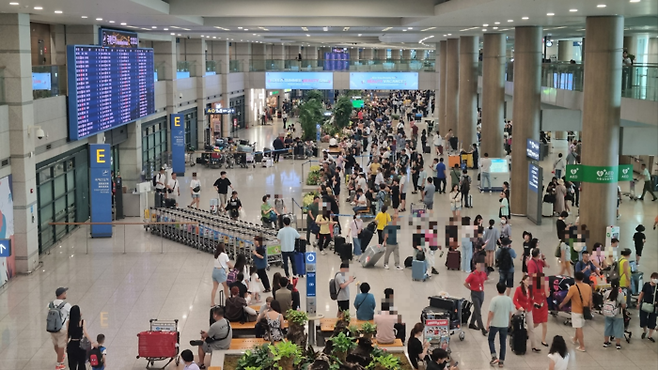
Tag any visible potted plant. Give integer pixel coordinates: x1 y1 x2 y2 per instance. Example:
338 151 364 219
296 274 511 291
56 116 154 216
306 165 322 185
330 332 356 363
348 324 361 338
360 322 377 340
236 344 275 370
286 309 308 348
366 353 401 370
271 341 302 370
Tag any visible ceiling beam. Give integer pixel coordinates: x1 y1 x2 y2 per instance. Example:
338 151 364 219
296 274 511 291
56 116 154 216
203 17 403 27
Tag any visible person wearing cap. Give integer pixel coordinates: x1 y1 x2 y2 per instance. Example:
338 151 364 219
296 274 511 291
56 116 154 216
154 167 166 193
633 224 646 267
495 237 517 296
619 248 633 307
48 287 72 369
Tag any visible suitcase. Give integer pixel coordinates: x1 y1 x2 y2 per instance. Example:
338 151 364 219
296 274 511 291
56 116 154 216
336 242 353 261
446 250 461 270
449 137 458 151
404 256 414 268
164 198 176 208
361 244 385 268
294 252 306 277
423 145 431 154
412 260 426 281
137 331 178 358
631 271 643 295
210 291 226 325
448 155 461 168
254 152 264 163
548 275 575 295
334 236 346 250
510 313 527 355
462 194 472 208
359 223 376 253
154 192 165 208
542 202 553 217
295 239 307 253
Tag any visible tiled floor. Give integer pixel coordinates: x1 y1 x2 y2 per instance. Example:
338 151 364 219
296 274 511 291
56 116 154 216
0 116 656 369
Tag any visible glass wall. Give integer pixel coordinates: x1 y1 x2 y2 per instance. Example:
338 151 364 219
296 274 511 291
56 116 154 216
182 108 198 150
142 117 169 179
230 96 246 133
36 146 88 254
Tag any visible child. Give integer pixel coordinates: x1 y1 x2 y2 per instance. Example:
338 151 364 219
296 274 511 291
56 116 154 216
181 349 200 370
89 334 107 370
249 265 262 303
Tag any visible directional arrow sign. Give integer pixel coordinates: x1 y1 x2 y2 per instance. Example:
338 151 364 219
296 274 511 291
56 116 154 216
0 239 11 257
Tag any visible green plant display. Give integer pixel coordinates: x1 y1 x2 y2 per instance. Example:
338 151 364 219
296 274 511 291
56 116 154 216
236 344 274 370
286 309 308 326
299 98 324 141
367 353 401 370
306 165 322 186
339 309 351 323
347 324 360 337
330 331 356 353
333 95 353 129
302 191 319 211
270 341 302 370
391 114 400 121
304 90 324 103
360 321 377 334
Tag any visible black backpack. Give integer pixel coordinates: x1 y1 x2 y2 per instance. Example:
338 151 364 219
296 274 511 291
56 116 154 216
88 347 104 367
152 174 158 187
329 273 341 300
460 175 471 193
497 247 513 271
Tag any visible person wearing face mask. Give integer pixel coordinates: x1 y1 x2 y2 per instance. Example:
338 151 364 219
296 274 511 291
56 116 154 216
637 272 658 342
499 216 511 243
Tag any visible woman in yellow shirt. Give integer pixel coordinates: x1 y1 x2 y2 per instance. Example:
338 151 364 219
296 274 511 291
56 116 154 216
374 205 391 244
315 210 334 255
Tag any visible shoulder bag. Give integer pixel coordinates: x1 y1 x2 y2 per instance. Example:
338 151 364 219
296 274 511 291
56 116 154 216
575 284 593 320
641 284 658 314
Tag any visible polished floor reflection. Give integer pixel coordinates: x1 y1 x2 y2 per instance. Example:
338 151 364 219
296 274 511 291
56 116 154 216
0 116 656 370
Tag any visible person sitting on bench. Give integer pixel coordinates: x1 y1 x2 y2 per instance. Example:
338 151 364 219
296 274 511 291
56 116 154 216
190 306 232 369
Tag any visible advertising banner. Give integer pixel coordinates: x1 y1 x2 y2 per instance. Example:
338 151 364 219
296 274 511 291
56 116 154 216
265 72 334 90
99 28 138 48
89 144 113 237
349 72 419 90
0 175 15 286
170 114 186 174
565 165 632 183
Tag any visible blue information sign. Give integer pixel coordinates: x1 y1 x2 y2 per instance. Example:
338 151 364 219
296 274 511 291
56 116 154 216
305 252 317 297
529 163 540 193
89 144 113 237
526 138 540 161
170 114 185 174
0 239 11 257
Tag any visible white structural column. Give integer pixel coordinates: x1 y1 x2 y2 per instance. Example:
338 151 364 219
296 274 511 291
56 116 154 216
458 36 478 149
0 13 39 272
438 41 447 132
186 39 207 150
445 38 459 138
558 40 574 61
481 33 506 158
252 43 267 71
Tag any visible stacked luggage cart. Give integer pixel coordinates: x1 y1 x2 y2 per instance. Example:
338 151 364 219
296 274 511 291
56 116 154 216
145 206 282 266
421 295 470 354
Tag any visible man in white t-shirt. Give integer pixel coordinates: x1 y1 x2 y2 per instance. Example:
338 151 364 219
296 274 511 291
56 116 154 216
167 173 181 207
356 174 368 193
480 153 492 193
189 172 201 209
352 189 368 213
48 287 72 370
154 167 166 193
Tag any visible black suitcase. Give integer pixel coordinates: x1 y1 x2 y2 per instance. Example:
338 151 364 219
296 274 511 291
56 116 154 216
154 192 165 208
423 145 431 154
209 290 225 326
295 239 307 253
510 313 527 355
359 222 376 252
164 198 176 208
337 242 353 261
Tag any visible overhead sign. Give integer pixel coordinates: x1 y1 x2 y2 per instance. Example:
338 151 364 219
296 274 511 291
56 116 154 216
0 240 10 257
205 107 235 114
526 138 540 161
170 114 185 174
565 164 633 183
99 28 138 48
349 72 419 90
265 72 334 90
89 144 113 237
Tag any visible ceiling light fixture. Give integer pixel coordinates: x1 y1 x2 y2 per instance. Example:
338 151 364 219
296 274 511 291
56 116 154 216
547 13 555 16
301 27 308 31
522 16 529 20
402 29 407 32
343 27 350 31
33 6 42 10
482 28 488 32
443 34 447 37
120 22 127 25
170 33 175 35
408 27 413 30
597 4 607 8
96 18 103 21
493 27 498 30
81 16 88 18
109 21 115 24
483 24 489 27
238 27 243 29
216 27 230 31
54 10 62 14
507 19 514 22
163 28 168 30
152 26 157 29
421 27 436 31
306 34 310 37
382 27 392 31
569 9 578 12
494 21 500 25
213 36 217 39
178 34 182 36
9 2 19 5
630 0 641 2
358 34 362 37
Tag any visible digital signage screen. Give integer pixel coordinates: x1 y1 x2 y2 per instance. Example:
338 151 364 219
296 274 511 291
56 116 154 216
32 72 52 90
67 45 155 140
99 28 138 48
349 72 419 90
265 72 334 90
526 138 540 161
490 158 509 173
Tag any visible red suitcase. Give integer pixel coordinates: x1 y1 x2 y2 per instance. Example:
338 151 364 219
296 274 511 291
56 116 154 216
445 250 461 271
137 330 178 358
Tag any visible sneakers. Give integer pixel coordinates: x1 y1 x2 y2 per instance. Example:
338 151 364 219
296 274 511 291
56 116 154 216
384 264 390 270
603 342 611 348
431 268 439 275
396 265 404 270
468 323 480 330
482 328 489 336
56 364 65 370
489 357 499 366
616 344 622 350
321 251 327 255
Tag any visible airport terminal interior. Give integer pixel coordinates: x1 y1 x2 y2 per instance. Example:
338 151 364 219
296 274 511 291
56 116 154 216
0 1 657 369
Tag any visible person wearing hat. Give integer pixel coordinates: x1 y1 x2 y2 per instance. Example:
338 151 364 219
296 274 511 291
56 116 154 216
633 225 646 267
619 248 633 307
495 237 517 296
48 287 72 370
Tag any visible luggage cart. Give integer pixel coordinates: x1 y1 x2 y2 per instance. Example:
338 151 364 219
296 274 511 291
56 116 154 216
410 203 427 218
266 241 282 269
136 319 180 369
622 179 639 201
210 198 220 215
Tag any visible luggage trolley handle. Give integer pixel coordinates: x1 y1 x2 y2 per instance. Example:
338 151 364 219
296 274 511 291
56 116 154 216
149 318 179 332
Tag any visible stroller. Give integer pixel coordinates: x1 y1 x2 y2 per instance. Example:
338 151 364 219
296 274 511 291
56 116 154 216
548 275 574 326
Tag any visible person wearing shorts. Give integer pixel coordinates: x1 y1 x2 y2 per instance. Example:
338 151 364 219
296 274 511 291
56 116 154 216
189 172 201 209
559 271 591 352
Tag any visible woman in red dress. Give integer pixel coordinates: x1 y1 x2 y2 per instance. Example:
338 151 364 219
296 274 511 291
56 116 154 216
527 244 550 346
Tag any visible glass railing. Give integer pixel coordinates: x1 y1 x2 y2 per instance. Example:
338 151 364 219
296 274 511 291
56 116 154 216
229 60 243 73
0 67 5 105
32 65 67 100
245 58 436 72
205 60 222 75
481 62 657 102
176 61 195 79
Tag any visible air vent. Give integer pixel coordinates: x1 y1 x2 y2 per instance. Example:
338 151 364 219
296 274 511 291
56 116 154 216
46 144 52 150
1 159 9 167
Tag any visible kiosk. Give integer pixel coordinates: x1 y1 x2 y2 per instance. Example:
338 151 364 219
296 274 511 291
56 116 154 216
488 158 510 191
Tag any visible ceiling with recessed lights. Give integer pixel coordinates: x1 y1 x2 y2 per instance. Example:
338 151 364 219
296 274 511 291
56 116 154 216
2 0 656 49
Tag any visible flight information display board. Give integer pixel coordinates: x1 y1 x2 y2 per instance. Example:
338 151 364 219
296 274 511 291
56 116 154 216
67 45 155 140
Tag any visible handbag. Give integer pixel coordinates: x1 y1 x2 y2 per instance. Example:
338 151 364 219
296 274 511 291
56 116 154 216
641 285 658 313
555 241 563 258
193 185 201 193
80 336 91 351
575 284 593 320
416 250 426 261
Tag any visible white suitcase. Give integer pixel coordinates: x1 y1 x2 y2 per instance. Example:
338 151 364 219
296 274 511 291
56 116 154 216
542 202 553 217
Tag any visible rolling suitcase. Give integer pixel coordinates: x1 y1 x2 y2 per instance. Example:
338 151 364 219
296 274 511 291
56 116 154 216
294 252 306 277
423 145 431 154
359 222 376 253
137 330 178 359
412 260 426 281
164 198 176 208
542 202 553 217
295 239 307 253
510 313 527 355
209 291 226 325
336 241 353 261
361 244 385 268
631 271 643 295
445 250 461 270
154 192 165 208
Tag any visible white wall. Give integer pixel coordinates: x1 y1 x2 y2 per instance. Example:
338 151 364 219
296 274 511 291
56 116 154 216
204 74 222 100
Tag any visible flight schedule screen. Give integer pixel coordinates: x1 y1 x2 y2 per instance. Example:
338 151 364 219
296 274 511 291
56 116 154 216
67 45 155 140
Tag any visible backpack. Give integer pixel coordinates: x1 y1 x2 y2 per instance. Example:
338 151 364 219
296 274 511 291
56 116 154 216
226 269 239 285
46 301 67 333
497 247 513 271
606 261 620 284
88 347 104 367
460 175 471 193
329 273 342 300
602 291 620 318
152 174 158 187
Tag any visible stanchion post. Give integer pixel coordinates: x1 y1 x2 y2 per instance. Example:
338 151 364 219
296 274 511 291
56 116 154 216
123 224 127 254
161 231 164 254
